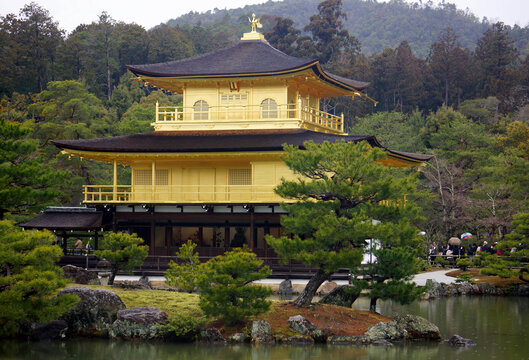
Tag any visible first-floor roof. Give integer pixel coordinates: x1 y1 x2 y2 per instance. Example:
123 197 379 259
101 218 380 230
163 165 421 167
52 129 432 165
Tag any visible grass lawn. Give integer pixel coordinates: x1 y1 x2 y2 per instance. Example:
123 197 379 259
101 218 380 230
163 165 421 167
66 284 202 318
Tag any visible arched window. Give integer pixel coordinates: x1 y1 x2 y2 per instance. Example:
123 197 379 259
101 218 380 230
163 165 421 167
261 98 278 119
193 100 209 120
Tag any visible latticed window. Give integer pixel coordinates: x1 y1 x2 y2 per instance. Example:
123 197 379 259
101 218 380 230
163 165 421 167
193 100 209 120
261 98 278 119
229 169 252 185
134 169 169 185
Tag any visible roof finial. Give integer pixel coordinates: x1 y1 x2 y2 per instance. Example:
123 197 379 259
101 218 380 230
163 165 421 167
241 13 265 41
249 13 262 33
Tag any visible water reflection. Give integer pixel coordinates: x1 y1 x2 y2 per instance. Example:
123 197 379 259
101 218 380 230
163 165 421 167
1 297 528 360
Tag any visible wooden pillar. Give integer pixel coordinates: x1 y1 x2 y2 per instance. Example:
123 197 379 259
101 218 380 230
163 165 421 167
250 213 255 251
150 219 155 256
151 160 156 202
94 230 99 250
113 160 117 201
264 221 270 261
224 221 230 250
62 231 67 254
198 227 203 247
166 222 172 256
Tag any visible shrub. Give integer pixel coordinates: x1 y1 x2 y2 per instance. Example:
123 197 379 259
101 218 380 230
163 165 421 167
455 273 475 283
197 247 272 325
162 314 206 341
456 258 472 271
0 221 79 337
435 256 449 268
165 240 203 292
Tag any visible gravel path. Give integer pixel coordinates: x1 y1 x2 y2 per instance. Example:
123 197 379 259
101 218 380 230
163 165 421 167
116 270 456 286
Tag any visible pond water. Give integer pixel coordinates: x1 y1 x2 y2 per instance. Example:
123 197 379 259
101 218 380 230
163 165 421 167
1 296 528 360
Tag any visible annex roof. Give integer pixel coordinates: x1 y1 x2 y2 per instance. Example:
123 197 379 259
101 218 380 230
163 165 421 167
126 40 369 92
22 207 104 230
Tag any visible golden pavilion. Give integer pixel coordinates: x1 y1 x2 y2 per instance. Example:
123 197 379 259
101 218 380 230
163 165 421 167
24 19 431 273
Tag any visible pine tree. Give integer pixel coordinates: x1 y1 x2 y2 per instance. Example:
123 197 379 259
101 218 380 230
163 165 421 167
266 141 422 306
94 232 149 285
0 221 79 337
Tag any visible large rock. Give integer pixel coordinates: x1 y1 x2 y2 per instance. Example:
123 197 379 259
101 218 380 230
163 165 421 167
278 279 293 296
513 284 529 296
317 281 338 296
200 328 225 343
29 320 68 341
117 307 167 325
444 334 476 347
283 336 314 345
478 282 501 295
137 274 152 289
109 307 168 340
319 285 361 307
364 321 408 342
58 286 125 337
288 315 317 335
62 265 98 285
393 314 441 340
228 332 248 343
251 320 273 344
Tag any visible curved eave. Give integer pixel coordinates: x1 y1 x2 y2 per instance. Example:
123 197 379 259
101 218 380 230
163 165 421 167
128 62 369 93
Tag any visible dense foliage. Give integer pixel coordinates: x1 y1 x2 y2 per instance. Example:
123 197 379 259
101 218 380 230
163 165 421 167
0 221 78 337
165 240 203 292
266 141 422 306
197 247 272 325
94 232 149 285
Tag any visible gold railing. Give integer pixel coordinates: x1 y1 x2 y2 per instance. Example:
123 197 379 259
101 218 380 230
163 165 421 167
83 184 285 204
155 102 343 133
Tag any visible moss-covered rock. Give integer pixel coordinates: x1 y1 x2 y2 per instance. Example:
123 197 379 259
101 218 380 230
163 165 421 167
58 286 125 337
319 285 361 308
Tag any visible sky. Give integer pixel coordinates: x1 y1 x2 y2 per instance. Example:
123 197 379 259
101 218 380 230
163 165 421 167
1 0 528 34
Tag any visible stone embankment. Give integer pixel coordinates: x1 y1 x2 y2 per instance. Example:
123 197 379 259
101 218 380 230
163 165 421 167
424 279 529 299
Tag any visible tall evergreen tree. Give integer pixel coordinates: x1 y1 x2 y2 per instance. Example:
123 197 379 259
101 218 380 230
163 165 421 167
475 22 519 103
266 141 421 306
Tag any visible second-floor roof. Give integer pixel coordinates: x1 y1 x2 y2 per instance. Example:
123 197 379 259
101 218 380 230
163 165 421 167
126 39 369 93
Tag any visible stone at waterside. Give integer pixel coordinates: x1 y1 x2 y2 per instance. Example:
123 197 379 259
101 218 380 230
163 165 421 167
109 307 168 340
326 335 366 345
228 332 248 343
29 320 68 341
364 314 440 343
319 285 361 307
317 281 338 296
288 315 326 342
278 279 293 296
444 334 476 347
425 279 529 298
288 315 317 335
393 314 441 340
200 328 226 343
58 286 125 337
62 265 98 285
251 320 273 344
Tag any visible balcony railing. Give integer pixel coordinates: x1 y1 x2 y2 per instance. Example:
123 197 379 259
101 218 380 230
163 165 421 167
84 185 408 206
83 184 286 204
154 101 344 133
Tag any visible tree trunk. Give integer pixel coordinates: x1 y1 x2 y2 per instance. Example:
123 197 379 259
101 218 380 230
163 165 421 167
108 266 118 285
369 296 378 312
293 267 330 307
445 79 449 108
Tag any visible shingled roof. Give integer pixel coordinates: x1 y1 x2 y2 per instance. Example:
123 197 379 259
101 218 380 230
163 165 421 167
52 129 432 163
126 40 369 92
22 207 104 230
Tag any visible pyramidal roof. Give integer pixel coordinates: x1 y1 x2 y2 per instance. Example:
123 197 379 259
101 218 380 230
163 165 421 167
126 39 369 92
